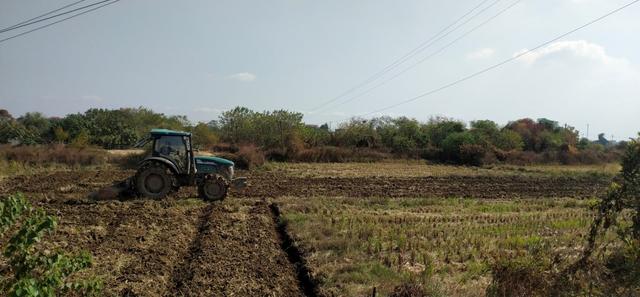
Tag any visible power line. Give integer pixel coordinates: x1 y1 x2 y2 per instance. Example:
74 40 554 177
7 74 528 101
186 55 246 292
350 0 639 120
0 0 113 34
325 0 523 112
0 0 89 32
0 0 121 45
308 0 497 112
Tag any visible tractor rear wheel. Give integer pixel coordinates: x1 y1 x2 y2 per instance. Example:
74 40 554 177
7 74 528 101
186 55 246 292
198 175 228 201
135 162 174 199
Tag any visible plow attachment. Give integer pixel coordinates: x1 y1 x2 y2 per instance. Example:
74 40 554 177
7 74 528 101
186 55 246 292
89 178 135 200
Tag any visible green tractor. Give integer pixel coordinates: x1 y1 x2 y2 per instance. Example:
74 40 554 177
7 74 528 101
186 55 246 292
103 129 246 201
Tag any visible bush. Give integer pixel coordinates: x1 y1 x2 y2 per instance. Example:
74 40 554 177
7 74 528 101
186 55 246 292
503 150 544 165
109 149 147 169
0 144 107 166
294 146 391 163
0 193 102 296
558 144 579 165
441 132 477 163
211 143 239 153
486 254 552 297
459 144 488 166
295 146 349 163
264 148 288 162
388 283 428 297
215 145 265 170
236 145 265 169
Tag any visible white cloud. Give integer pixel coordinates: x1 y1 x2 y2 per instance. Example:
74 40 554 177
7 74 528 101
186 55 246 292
514 40 620 66
466 48 495 60
499 40 640 139
227 72 256 82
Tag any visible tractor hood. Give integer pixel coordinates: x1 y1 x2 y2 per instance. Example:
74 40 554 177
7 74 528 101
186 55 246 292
194 156 234 167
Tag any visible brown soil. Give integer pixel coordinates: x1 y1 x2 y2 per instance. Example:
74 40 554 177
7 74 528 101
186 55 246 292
237 172 610 199
0 169 305 296
0 166 611 296
0 168 609 202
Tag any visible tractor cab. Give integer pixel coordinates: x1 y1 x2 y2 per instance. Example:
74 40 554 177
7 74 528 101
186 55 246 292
146 129 194 175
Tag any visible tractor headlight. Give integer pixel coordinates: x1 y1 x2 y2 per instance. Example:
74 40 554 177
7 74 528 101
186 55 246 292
228 165 234 179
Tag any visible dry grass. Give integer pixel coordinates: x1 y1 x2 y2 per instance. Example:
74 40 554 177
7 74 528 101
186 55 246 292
276 196 603 297
0 145 110 178
262 161 619 179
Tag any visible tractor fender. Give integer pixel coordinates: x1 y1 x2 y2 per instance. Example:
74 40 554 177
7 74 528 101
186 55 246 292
139 157 179 174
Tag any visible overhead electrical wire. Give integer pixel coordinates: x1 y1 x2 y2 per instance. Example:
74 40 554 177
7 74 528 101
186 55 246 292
0 0 89 33
349 0 640 120
325 0 524 111
0 0 114 34
308 0 498 112
0 0 121 45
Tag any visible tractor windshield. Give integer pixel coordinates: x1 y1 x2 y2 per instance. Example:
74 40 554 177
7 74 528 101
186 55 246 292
155 136 187 172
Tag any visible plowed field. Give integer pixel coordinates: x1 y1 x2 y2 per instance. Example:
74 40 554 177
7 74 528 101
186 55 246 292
0 164 612 296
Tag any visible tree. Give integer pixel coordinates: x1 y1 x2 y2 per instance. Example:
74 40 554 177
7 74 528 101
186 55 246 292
424 117 466 148
470 120 500 147
219 107 255 144
0 120 39 145
335 119 380 148
253 110 304 150
441 131 478 163
70 129 90 148
17 112 51 142
494 130 524 151
0 109 13 121
53 127 69 143
192 122 218 150
301 125 331 147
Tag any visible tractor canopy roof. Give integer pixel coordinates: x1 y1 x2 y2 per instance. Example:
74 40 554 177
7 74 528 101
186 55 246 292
150 128 191 137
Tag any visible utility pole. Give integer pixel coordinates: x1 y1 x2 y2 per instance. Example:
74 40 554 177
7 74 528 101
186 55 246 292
586 124 590 140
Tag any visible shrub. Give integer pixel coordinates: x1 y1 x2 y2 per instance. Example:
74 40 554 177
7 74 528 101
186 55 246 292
264 148 288 162
295 146 349 163
0 144 107 166
294 146 391 163
388 283 428 297
388 282 442 297
109 149 147 169
558 144 579 165
211 143 239 153
236 145 265 169
215 145 265 170
0 193 102 296
503 150 544 165
441 132 479 164
459 144 488 166
485 254 552 297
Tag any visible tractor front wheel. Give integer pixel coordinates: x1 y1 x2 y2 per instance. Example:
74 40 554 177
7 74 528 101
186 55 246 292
198 175 228 201
135 163 174 199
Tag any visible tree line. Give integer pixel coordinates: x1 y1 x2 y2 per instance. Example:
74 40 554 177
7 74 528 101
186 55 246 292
0 107 625 165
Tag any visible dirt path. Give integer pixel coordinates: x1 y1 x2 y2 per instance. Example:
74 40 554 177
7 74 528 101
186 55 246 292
166 200 304 296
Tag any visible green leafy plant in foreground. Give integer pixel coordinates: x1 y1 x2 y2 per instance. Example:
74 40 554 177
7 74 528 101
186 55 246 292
0 193 102 296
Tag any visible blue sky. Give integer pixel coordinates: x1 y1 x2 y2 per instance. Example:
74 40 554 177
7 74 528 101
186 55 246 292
0 0 638 140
